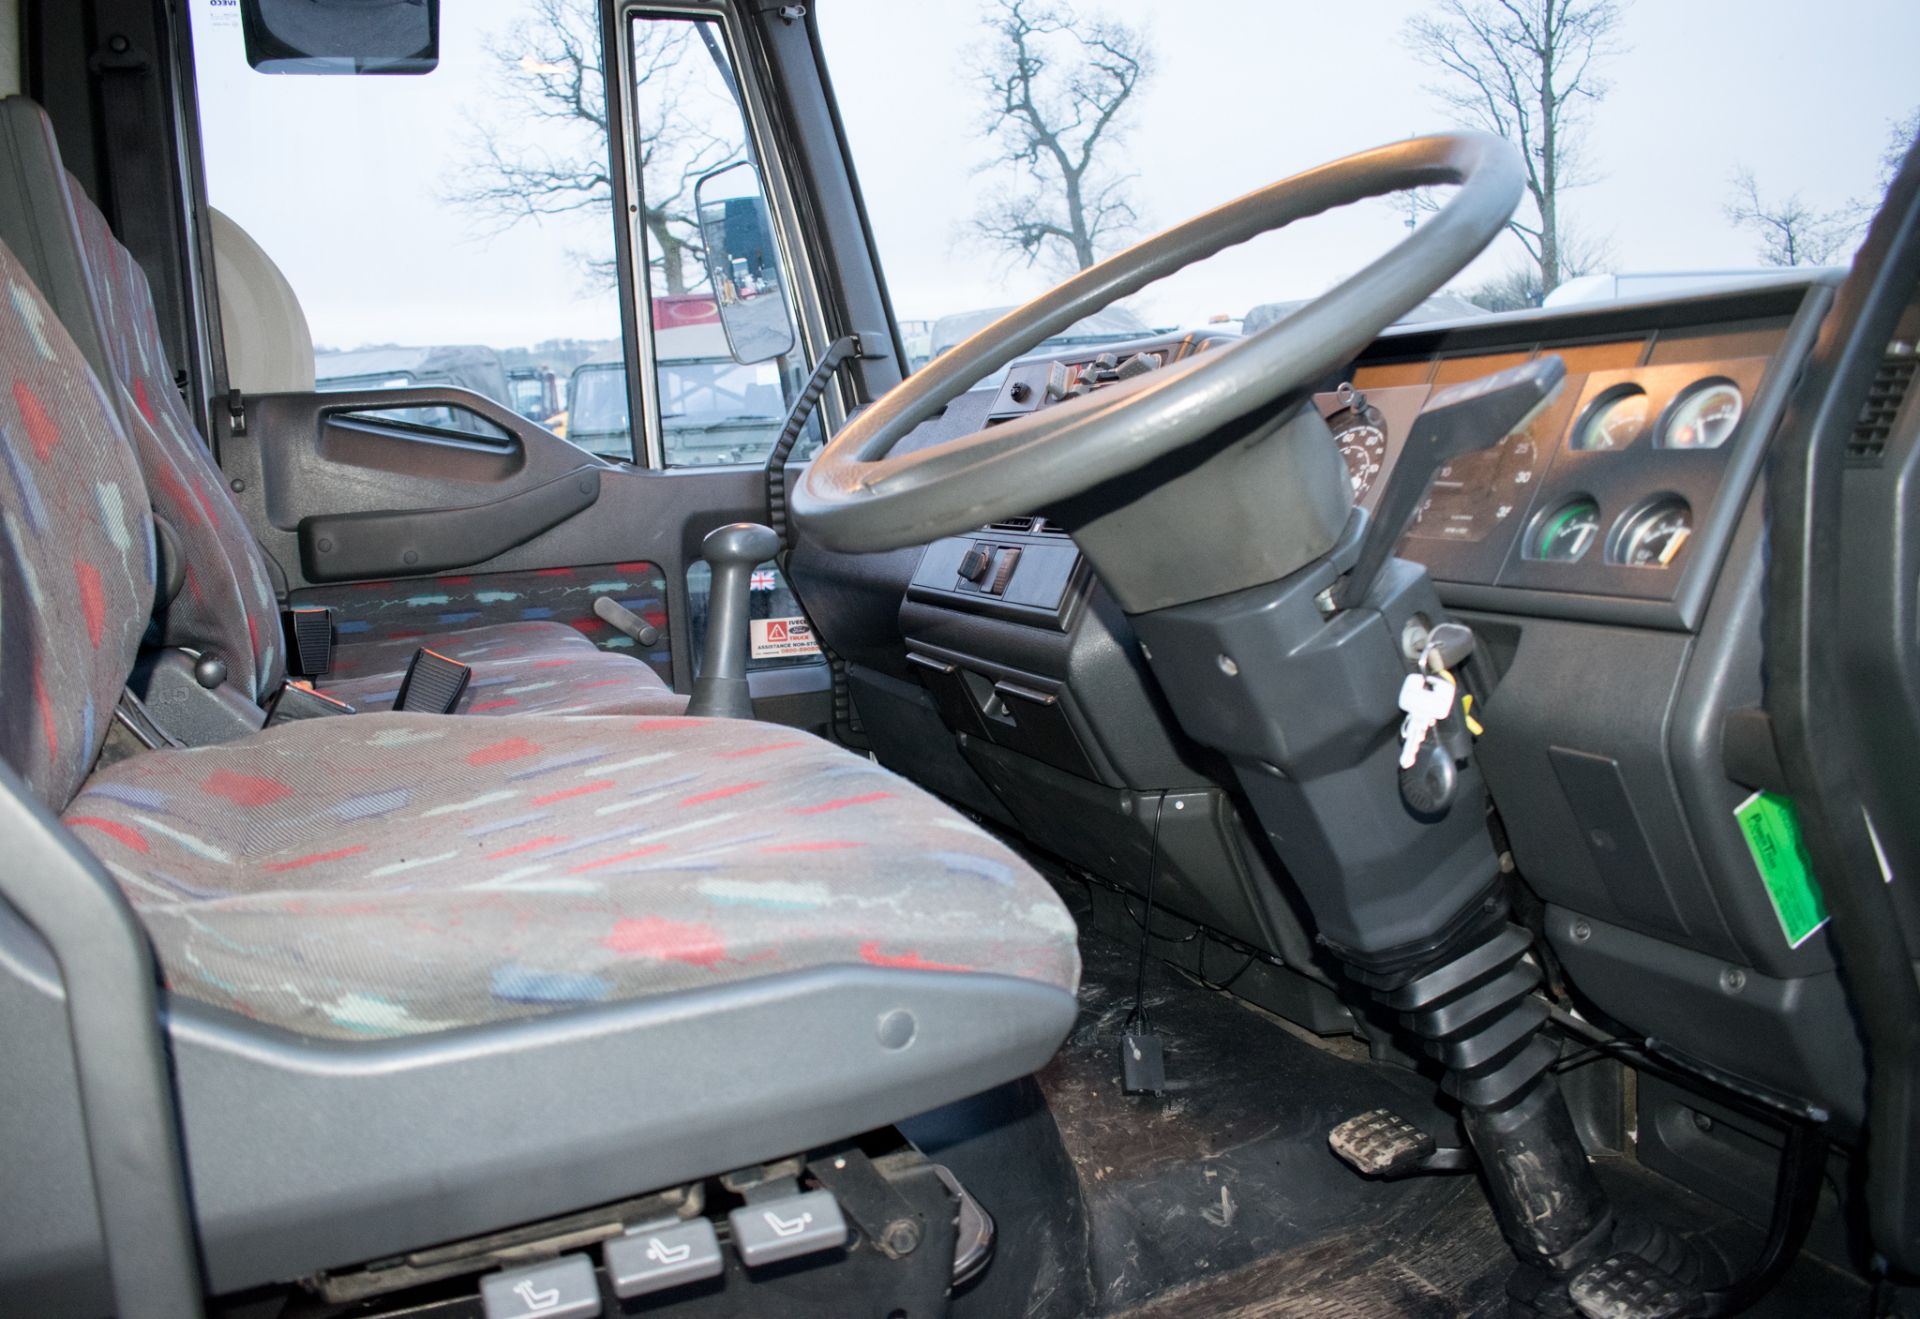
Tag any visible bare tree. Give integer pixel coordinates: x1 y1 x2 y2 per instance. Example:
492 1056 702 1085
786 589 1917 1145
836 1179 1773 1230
1725 168 1854 267
444 0 738 293
968 0 1152 273
1461 224 1609 310
1878 107 1920 193
1405 0 1625 296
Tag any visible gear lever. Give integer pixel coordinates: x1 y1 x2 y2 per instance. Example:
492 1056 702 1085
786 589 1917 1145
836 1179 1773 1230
1337 356 1566 611
687 522 781 720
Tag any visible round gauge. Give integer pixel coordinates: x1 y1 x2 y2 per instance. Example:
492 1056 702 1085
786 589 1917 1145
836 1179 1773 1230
1659 379 1743 450
1610 496 1694 568
1527 496 1602 562
1572 386 1651 451
1330 406 1389 501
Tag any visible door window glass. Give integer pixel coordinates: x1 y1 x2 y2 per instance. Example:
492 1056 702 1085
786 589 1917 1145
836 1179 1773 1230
627 13 809 467
189 0 635 457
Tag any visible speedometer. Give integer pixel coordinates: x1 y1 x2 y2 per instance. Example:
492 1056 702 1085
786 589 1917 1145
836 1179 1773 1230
1329 404 1389 502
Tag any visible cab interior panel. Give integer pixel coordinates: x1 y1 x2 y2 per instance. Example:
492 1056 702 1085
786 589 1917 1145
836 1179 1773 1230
1 1 1917 1317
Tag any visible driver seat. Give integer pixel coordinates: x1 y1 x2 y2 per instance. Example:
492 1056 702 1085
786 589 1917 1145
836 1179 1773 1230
0 229 1080 1309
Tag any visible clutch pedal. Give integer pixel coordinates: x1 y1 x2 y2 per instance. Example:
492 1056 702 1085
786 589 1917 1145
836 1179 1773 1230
1327 1109 1473 1178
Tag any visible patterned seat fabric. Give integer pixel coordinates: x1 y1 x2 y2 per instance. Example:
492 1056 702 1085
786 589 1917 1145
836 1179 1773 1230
65 714 1081 1040
1 227 1080 1046
325 637 688 717
0 243 157 808
59 164 683 718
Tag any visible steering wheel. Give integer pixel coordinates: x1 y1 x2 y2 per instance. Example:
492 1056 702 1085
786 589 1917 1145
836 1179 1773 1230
791 133 1524 555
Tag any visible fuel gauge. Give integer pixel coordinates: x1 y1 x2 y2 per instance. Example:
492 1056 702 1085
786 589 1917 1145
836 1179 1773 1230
1610 496 1693 568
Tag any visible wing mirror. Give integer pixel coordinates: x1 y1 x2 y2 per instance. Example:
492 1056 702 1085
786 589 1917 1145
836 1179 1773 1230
694 161 796 365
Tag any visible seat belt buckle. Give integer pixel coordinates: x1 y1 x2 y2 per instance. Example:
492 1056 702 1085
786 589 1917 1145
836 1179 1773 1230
282 606 334 678
394 648 471 714
266 681 356 726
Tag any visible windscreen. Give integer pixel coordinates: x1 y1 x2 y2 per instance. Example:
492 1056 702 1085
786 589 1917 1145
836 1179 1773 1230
818 0 1916 342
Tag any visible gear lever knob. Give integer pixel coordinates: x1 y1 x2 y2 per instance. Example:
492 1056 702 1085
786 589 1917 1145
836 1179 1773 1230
686 522 781 719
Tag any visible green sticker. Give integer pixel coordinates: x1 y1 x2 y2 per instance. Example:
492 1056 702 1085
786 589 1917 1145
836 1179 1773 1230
1734 791 1830 948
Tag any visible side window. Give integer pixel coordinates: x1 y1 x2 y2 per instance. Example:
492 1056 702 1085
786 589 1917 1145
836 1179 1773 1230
627 14 809 468
188 0 634 458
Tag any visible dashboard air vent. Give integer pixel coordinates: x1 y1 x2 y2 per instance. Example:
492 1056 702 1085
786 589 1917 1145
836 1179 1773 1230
985 515 1071 535
1848 344 1916 466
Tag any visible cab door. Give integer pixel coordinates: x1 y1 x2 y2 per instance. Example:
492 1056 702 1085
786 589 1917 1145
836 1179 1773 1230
171 0 835 722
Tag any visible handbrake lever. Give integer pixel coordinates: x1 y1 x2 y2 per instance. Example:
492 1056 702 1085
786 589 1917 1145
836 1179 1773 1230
1336 356 1566 611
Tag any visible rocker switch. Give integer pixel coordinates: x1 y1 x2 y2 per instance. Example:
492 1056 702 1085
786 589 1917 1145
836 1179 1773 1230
729 1190 848 1267
480 1255 601 1319
958 542 993 583
605 1218 723 1298
986 546 1022 595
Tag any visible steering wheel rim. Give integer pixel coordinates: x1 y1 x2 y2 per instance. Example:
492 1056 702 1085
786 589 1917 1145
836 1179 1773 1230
792 132 1525 554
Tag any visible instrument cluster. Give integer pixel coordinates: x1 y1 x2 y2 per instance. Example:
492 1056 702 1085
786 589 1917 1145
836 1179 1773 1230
1315 353 1773 605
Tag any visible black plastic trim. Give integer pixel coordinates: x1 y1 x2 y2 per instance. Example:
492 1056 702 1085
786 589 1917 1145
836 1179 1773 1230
298 467 604 582
1763 136 1920 1273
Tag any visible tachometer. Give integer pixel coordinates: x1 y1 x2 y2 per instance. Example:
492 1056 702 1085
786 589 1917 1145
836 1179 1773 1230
1610 496 1693 568
1658 379 1743 450
1572 385 1650 451
1525 496 1601 562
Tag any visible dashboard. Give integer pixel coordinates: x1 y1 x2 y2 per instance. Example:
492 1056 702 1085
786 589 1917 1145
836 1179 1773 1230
810 273 1868 1140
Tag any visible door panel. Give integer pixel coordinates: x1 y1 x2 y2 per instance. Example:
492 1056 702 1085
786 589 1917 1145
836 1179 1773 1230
219 387 785 696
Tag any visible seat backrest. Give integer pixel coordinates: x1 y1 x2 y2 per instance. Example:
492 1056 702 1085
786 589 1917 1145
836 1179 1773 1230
0 237 157 809
66 173 284 701
0 97 284 704
210 206 315 394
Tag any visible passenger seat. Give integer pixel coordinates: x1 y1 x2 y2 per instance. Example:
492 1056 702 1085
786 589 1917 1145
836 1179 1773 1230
0 96 684 720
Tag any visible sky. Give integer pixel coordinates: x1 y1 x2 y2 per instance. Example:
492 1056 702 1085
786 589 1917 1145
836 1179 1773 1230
189 0 1920 352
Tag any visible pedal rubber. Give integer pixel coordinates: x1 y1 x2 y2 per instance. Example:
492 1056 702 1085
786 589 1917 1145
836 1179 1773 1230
1120 1032 1166 1094
1328 1109 1437 1177
1568 1252 1700 1319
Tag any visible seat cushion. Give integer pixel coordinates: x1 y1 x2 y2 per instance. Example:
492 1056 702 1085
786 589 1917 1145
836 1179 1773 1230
325 647 688 717
319 619 687 716
321 617 603 681
65 714 1079 1040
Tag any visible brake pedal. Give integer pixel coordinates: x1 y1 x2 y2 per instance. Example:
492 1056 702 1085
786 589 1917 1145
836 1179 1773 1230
1568 1252 1703 1319
1327 1109 1472 1178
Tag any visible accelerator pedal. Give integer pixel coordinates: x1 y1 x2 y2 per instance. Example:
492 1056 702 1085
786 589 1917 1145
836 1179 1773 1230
1568 1252 1704 1319
1327 1109 1473 1179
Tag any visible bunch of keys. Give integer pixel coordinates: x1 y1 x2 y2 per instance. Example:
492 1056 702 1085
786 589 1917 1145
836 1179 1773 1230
1397 669 1457 769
